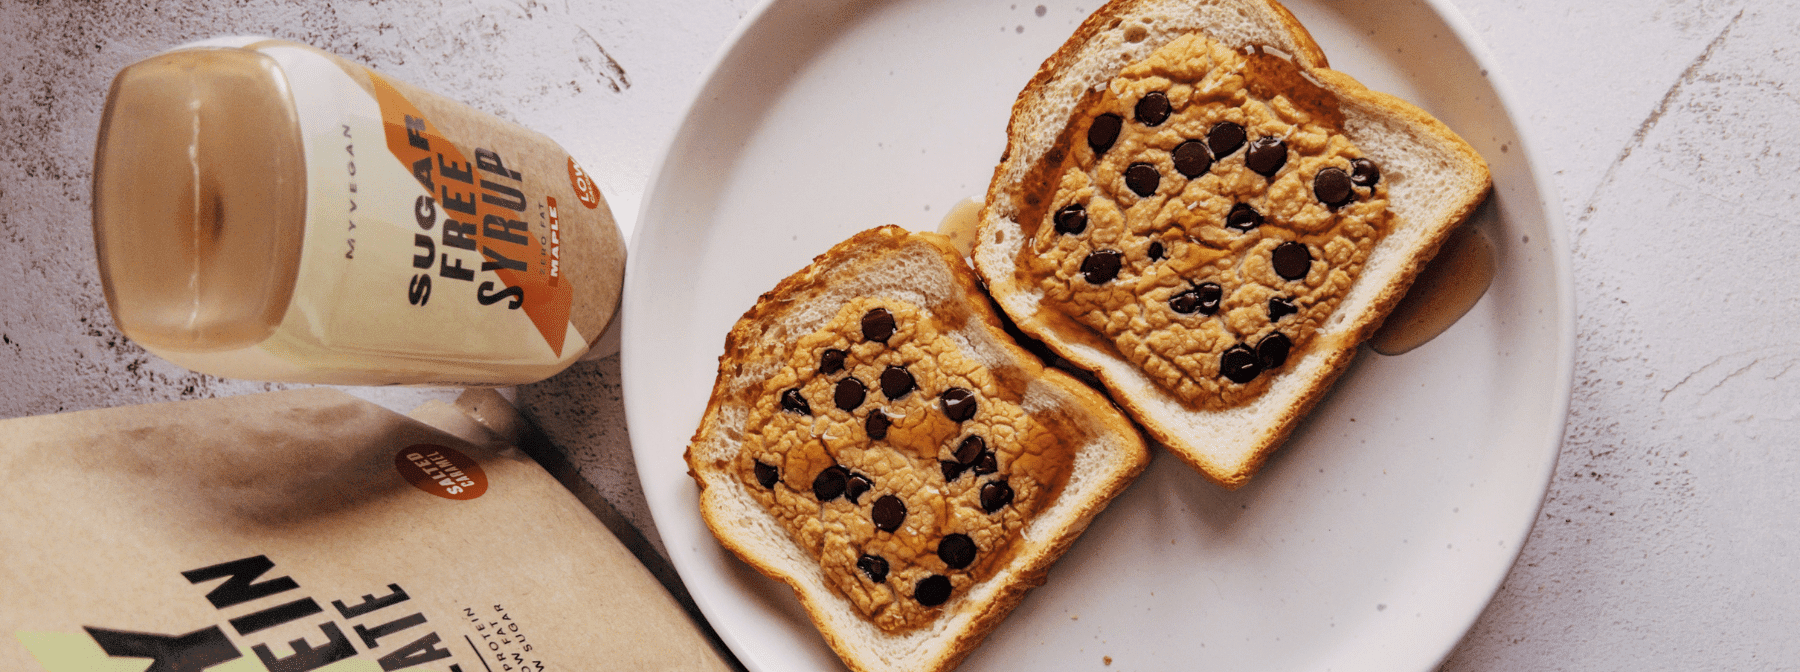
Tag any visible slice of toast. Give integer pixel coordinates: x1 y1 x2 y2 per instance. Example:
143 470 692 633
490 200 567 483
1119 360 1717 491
686 226 1148 672
973 0 1491 488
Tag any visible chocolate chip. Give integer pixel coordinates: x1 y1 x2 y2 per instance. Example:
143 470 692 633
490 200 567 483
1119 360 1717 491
1087 114 1123 155
819 348 846 375
938 533 977 570
1207 121 1246 158
1257 332 1292 369
857 554 889 583
862 308 896 342
835 377 866 411
780 388 811 415
1125 163 1161 197
1134 91 1171 126
981 481 1014 513
873 494 907 532
974 451 997 475
1350 158 1380 187
754 461 779 488
812 465 847 501
941 460 968 482
1268 296 1297 321
1221 345 1262 384
1225 203 1263 231
845 472 873 504
1313 167 1354 208
1173 139 1212 177
865 412 890 440
941 388 977 422
954 435 985 465
1080 249 1123 284
1245 136 1288 177
1272 242 1311 281
1168 290 1200 314
1147 241 1165 261
914 574 952 607
1170 282 1222 315
881 366 915 400
1053 204 1088 235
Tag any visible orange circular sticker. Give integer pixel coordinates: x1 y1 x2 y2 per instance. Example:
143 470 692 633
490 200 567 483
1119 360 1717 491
568 157 602 209
395 444 488 500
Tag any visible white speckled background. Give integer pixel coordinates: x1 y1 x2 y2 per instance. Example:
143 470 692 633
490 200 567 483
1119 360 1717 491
2 0 1795 669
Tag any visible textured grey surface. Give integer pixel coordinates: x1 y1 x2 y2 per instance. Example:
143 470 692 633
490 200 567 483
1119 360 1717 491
3 0 1798 669
1441 1 1800 668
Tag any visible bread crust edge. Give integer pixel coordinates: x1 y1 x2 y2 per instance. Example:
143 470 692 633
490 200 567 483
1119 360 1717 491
972 0 1493 489
686 226 1150 672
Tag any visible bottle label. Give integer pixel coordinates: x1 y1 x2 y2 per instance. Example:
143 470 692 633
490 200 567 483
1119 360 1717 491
370 73 574 356
239 42 623 383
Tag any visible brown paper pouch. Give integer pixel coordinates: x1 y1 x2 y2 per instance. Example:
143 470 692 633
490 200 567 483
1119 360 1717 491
0 388 733 672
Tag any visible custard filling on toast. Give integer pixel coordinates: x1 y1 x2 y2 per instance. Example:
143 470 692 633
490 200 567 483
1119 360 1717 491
737 298 1073 632
1019 33 1393 409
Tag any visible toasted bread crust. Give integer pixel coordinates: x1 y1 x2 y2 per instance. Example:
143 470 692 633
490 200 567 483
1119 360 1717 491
974 0 1491 488
688 226 1148 672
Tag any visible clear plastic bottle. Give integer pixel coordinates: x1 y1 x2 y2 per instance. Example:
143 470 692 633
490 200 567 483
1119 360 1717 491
93 37 625 386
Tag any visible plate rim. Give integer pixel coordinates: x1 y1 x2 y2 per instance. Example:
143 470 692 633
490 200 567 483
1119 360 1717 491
1408 0 1575 664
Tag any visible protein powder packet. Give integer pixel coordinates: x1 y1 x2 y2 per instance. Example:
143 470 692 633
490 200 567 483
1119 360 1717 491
0 389 734 672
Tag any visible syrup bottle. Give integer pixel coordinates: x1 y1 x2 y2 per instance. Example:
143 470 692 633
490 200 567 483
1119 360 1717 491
93 37 625 385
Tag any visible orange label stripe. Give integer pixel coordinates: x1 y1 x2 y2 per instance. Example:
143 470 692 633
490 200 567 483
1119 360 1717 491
370 72 573 356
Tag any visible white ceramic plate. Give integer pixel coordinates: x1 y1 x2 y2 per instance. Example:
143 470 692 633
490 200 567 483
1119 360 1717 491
623 0 1572 669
